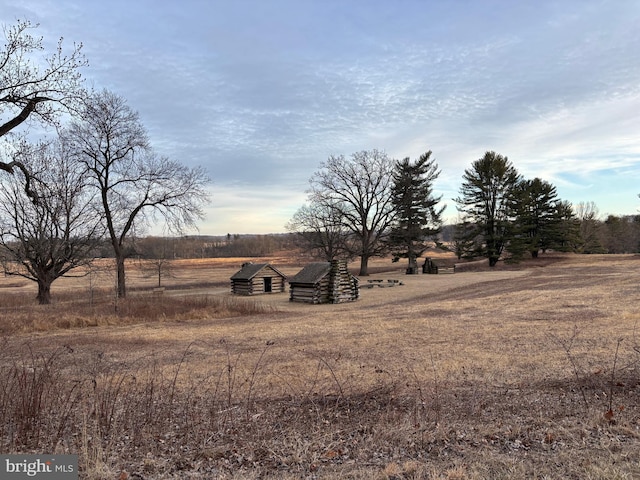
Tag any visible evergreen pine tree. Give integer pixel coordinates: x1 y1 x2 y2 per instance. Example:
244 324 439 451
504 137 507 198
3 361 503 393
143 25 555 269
388 151 444 273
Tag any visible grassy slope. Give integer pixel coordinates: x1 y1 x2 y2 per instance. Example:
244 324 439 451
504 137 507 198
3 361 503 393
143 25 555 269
1 253 640 479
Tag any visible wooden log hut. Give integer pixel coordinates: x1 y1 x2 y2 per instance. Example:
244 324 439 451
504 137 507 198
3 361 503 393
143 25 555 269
288 260 359 304
230 263 286 296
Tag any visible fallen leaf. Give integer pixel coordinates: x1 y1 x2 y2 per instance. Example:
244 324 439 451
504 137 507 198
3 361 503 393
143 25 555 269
324 450 338 459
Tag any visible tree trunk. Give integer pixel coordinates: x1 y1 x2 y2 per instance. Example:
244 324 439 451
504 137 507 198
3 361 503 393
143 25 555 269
116 255 126 298
358 255 369 276
489 255 499 267
37 280 52 305
406 253 418 274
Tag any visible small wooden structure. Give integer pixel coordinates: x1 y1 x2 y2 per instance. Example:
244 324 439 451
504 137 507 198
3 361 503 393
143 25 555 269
288 260 359 304
230 263 286 295
422 257 455 274
422 257 439 274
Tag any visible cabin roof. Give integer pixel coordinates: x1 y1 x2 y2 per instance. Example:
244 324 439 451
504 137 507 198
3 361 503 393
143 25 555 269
288 262 331 284
230 263 285 281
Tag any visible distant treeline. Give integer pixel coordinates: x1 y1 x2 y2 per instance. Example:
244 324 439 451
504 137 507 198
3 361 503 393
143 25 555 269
589 214 640 254
118 214 640 261
441 214 640 255
110 233 300 260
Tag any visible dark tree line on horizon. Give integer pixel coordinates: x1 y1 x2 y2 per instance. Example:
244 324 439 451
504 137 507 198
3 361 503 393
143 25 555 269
80 207 640 263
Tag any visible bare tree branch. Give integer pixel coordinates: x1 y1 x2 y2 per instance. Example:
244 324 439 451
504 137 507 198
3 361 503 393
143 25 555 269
65 90 210 298
0 19 87 199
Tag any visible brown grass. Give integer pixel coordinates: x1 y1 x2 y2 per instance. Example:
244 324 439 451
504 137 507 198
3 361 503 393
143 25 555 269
2 253 640 479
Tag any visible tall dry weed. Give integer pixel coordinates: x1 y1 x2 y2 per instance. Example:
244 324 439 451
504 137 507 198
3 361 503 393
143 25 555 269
0 293 277 334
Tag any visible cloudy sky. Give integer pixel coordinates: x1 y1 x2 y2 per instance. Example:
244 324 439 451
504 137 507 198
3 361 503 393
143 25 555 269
3 1 639 235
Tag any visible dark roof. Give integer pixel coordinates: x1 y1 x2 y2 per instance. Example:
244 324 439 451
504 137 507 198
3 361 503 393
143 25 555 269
288 262 331 284
230 263 285 281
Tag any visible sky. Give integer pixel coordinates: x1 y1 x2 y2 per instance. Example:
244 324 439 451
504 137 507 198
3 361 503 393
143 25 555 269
2 0 640 235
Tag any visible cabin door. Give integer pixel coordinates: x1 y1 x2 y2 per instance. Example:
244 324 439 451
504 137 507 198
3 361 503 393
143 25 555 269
264 277 272 293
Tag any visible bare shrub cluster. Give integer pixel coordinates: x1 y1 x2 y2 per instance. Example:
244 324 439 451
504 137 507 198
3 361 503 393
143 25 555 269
2 334 640 479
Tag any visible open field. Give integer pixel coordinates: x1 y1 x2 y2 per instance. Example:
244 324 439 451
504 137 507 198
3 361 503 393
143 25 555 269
2 253 640 479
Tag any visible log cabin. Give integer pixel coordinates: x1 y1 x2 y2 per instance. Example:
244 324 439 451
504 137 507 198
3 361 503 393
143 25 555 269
230 263 286 295
288 260 359 304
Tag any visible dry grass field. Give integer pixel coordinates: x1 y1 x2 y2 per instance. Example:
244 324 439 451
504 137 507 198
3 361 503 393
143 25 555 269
2 252 640 479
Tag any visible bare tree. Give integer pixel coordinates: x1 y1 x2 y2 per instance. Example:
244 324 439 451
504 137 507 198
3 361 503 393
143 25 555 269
309 150 396 275
575 201 605 253
66 90 210 297
0 19 87 195
136 236 177 288
0 138 102 304
286 202 354 261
